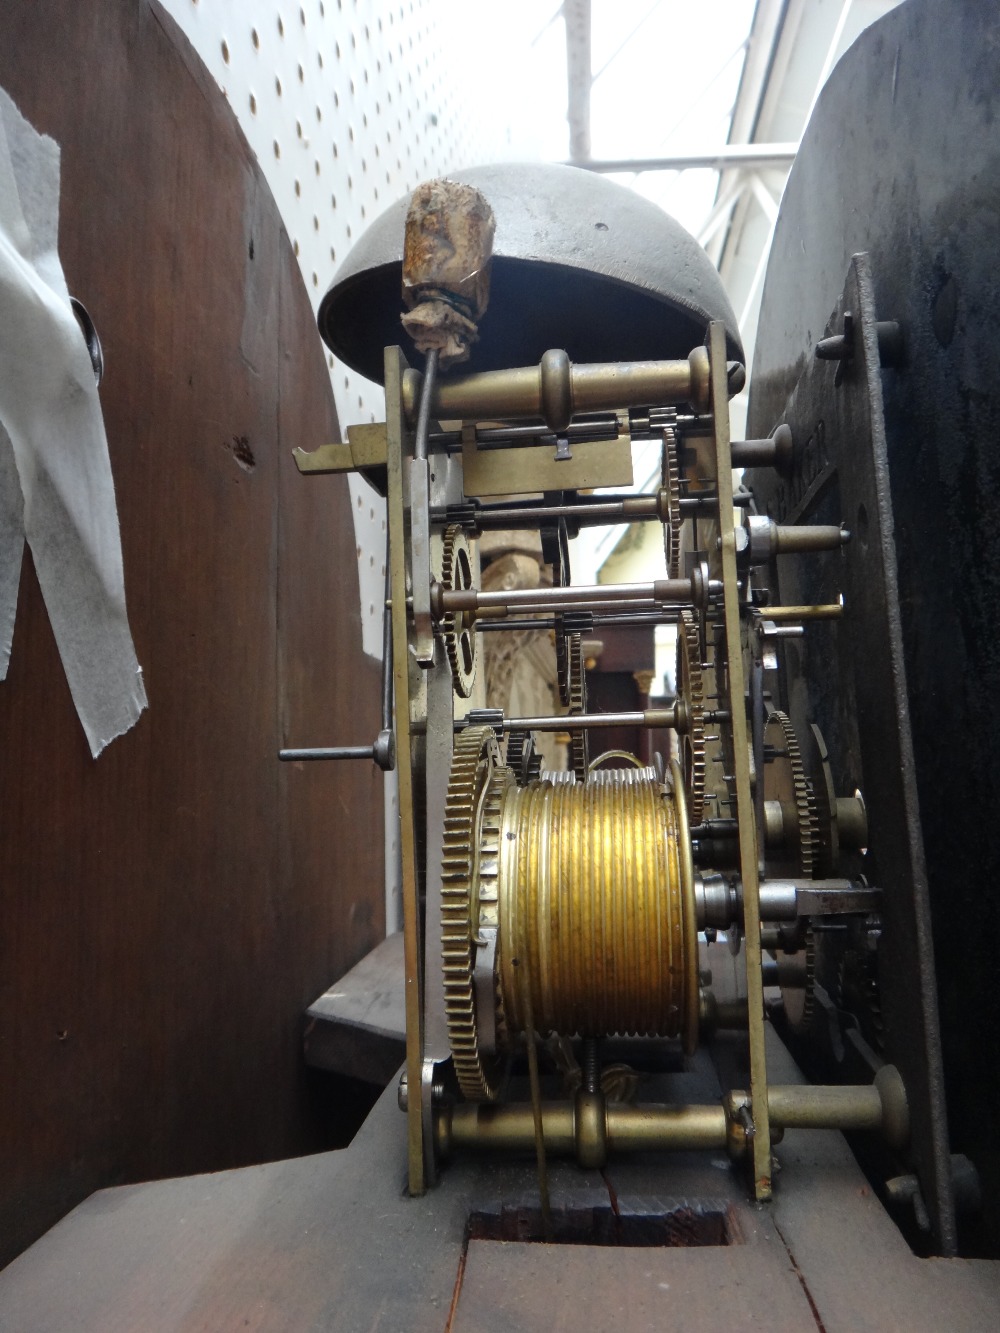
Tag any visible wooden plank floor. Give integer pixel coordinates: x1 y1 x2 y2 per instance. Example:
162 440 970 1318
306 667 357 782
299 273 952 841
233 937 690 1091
0 1035 997 1331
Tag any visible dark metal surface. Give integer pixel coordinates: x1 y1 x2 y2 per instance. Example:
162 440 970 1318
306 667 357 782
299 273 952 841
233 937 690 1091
748 0 1000 1256
753 255 955 1253
319 162 743 384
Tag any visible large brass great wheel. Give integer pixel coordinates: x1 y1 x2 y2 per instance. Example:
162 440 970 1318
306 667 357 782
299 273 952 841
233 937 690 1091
442 738 701 1101
441 726 512 1102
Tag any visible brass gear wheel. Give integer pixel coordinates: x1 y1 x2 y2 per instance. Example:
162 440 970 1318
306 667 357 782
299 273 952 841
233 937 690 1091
566 632 589 783
675 609 706 822
762 711 818 1030
661 425 683 579
505 730 531 784
779 926 817 1033
554 611 580 709
764 711 818 878
440 525 477 699
441 726 511 1101
555 616 570 707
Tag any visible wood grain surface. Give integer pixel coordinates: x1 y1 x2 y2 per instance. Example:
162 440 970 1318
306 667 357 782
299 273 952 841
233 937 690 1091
1 1038 998 1331
0 0 383 1267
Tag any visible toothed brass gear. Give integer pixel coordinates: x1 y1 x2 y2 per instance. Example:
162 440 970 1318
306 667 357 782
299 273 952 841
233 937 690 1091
661 425 683 579
566 633 589 783
764 711 819 878
505 730 532 785
440 525 477 699
441 726 511 1101
555 612 573 707
476 761 511 1059
676 609 706 822
761 711 818 1027
780 925 817 1033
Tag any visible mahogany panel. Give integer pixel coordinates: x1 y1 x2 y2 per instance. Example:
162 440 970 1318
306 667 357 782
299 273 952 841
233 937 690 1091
0 0 383 1266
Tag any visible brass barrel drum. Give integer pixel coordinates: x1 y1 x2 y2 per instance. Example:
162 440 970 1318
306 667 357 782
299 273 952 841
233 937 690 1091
443 727 699 1102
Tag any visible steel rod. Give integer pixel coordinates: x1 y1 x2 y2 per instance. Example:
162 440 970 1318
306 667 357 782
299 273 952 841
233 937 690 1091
436 576 709 619
279 746 373 761
475 610 690 632
439 493 746 534
457 707 680 733
412 345 438 462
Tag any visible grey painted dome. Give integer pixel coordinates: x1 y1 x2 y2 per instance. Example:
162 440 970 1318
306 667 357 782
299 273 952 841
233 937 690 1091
319 161 743 384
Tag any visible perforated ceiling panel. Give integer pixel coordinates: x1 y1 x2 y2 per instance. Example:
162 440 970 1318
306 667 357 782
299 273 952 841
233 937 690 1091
159 0 537 933
161 0 531 657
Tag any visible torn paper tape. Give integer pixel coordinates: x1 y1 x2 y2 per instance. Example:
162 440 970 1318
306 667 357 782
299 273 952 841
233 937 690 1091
0 85 147 757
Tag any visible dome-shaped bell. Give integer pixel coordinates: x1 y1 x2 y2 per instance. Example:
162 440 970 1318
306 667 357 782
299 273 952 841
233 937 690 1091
318 161 743 384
